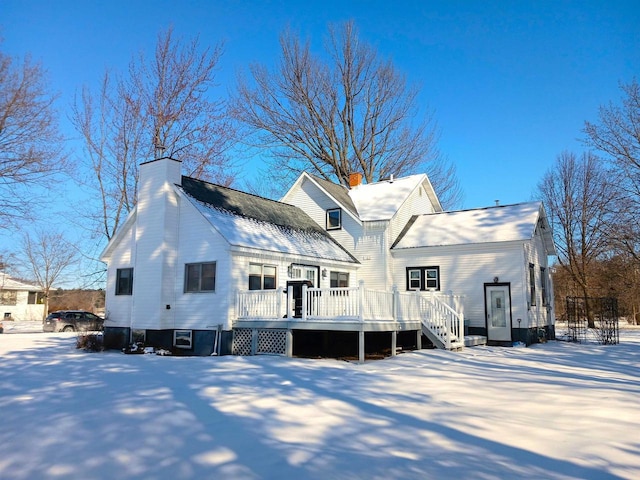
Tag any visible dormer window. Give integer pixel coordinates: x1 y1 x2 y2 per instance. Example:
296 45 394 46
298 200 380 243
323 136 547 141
326 208 342 230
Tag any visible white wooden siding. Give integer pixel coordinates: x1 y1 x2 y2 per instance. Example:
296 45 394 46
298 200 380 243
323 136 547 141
172 200 233 330
103 219 136 328
389 181 436 242
351 223 390 290
284 177 359 252
523 226 555 329
392 242 528 329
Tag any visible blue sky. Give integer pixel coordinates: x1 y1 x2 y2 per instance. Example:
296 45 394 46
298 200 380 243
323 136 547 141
1 0 639 272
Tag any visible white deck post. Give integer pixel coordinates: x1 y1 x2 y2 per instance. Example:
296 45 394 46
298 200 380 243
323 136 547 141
391 330 397 356
286 329 293 357
392 285 398 320
359 329 365 363
302 283 308 321
287 286 293 319
417 329 422 350
276 287 283 318
358 280 365 322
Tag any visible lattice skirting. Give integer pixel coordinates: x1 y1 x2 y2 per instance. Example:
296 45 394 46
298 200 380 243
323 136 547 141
232 328 287 356
232 328 253 355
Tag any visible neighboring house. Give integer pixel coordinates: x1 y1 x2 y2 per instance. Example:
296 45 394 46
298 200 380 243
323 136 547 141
100 157 556 357
0 273 45 321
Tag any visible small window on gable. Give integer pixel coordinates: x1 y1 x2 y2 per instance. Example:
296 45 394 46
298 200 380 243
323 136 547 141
116 268 133 295
326 208 342 230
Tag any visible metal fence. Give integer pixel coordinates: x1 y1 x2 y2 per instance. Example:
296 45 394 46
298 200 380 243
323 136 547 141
564 296 619 345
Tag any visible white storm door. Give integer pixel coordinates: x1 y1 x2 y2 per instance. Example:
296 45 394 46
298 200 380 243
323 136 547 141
485 285 512 342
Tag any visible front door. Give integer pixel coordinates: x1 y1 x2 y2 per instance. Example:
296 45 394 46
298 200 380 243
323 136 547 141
485 284 512 342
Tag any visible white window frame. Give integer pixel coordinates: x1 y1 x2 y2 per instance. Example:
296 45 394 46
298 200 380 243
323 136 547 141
326 208 342 230
249 264 277 290
173 330 193 349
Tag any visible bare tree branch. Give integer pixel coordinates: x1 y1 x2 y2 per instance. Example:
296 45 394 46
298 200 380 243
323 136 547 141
19 229 80 319
0 47 66 228
71 27 238 241
232 21 462 208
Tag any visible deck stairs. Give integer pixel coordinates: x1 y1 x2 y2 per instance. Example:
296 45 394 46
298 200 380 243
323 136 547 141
419 295 486 350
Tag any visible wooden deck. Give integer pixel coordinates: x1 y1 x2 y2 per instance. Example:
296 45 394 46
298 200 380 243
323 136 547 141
234 283 469 360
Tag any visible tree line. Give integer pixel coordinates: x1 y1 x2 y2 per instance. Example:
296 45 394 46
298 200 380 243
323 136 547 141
539 80 640 324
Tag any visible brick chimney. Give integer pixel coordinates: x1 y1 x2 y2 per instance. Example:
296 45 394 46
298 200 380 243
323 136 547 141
349 172 363 188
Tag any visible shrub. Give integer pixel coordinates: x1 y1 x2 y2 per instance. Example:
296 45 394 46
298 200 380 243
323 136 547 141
76 333 104 352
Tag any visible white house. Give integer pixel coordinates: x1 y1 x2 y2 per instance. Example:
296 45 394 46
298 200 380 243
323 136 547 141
100 157 556 357
0 273 45 322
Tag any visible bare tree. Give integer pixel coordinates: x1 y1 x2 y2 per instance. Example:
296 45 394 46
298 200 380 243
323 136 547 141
72 27 237 241
233 21 461 208
0 47 65 228
583 79 640 261
538 151 617 327
19 230 79 319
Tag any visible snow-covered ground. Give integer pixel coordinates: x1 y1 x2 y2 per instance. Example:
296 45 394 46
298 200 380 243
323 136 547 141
1 326 639 479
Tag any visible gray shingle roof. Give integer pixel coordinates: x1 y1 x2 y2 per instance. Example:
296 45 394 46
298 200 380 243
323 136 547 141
308 175 358 217
180 176 359 263
182 176 326 234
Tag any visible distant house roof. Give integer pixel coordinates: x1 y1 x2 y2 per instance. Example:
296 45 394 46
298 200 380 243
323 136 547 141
392 202 556 254
180 177 359 263
0 273 42 291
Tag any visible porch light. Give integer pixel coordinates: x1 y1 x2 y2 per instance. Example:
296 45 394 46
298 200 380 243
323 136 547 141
493 276 499 283
322 268 327 278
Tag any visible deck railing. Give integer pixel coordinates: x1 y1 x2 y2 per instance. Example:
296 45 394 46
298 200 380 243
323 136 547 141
237 283 464 348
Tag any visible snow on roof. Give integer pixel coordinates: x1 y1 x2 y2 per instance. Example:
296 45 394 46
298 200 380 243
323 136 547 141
0 273 42 291
185 195 358 263
348 174 426 221
393 202 548 249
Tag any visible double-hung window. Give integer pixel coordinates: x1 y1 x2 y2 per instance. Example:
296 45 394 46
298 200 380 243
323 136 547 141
529 263 536 306
540 267 548 306
116 268 133 295
185 262 216 293
249 264 277 290
406 266 440 291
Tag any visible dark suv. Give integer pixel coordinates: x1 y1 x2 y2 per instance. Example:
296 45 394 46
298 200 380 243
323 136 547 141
43 311 104 333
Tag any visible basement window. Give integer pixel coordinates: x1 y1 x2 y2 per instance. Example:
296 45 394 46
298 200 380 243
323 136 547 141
173 330 193 349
